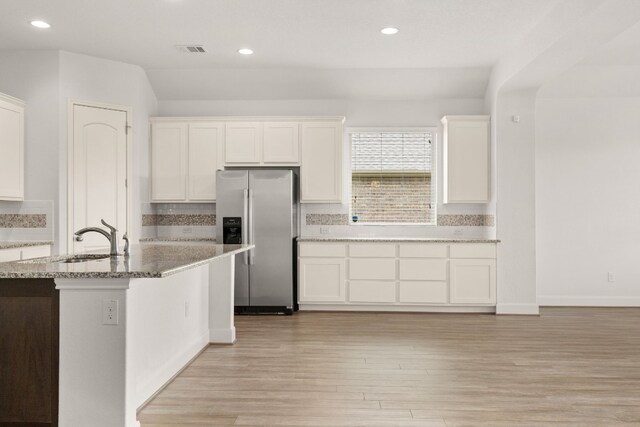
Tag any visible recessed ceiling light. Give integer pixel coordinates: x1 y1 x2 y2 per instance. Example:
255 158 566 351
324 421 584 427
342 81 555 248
238 48 254 55
30 20 51 29
381 27 399 35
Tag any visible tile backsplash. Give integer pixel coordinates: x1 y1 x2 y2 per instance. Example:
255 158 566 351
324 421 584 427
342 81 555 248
301 203 496 239
0 200 54 242
142 203 216 240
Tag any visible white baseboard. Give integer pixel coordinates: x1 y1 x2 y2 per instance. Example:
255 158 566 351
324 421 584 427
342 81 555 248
538 296 640 307
299 304 496 313
135 331 209 409
496 303 540 315
210 327 236 344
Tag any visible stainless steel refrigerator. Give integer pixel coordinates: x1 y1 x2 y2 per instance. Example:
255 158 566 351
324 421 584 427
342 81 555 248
216 169 298 314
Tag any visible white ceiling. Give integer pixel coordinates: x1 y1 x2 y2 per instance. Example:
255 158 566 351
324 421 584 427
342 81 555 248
581 19 640 66
22 0 640 100
0 0 558 69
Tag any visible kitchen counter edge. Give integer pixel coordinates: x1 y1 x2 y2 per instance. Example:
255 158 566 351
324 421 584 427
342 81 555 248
0 244 254 280
0 241 53 250
297 237 500 243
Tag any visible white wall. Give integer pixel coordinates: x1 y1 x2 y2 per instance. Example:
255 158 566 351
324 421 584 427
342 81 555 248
0 50 60 207
536 95 640 305
158 98 496 239
0 50 157 252
493 89 539 314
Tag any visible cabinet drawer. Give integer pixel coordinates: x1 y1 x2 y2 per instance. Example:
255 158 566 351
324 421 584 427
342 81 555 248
450 243 496 259
399 244 447 258
21 245 51 260
299 243 346 258
0 248 22 263
399 259 447 281
399 281 448 304
349 259 396 280
349 243 396 258
349 281 396 303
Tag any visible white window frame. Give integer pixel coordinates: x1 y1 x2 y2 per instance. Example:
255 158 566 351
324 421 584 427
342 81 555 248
346 127 438 226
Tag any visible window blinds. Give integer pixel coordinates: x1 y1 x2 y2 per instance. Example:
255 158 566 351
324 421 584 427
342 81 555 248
351 132 432 173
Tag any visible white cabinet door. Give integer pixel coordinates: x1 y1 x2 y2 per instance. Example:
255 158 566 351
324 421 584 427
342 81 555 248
299 258 346 302
188 122 224 201
449 259 496 304
225 122 262 164
300 121 343 203
442 116 490 203
151 122 187 201
263 122 299 164
0 94 24 201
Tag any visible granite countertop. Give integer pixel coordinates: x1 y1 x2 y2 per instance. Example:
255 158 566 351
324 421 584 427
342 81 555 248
0 241 53 250
297 237 500 243
0 243 253 279
139 237 216 243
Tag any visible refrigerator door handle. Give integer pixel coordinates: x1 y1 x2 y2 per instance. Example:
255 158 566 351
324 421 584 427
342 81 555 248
243 188 249 265
248 189 255 265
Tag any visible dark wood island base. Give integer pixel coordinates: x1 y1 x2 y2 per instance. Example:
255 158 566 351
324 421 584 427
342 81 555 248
0 279 59 427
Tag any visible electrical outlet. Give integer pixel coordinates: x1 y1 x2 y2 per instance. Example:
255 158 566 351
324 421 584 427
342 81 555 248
453 228 463 236
320 226 330 234
102 299 119 325
182 227 193 234
608 272 615 282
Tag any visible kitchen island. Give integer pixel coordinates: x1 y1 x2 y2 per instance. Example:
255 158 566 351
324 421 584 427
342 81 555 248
0 243 253 427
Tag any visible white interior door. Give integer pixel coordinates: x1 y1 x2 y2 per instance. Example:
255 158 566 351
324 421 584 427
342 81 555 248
71 104 128 253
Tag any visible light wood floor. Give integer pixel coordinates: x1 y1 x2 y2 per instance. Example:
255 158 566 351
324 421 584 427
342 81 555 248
139 308 640 426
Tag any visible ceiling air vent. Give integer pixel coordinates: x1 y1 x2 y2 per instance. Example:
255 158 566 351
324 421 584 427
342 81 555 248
176 45 208 53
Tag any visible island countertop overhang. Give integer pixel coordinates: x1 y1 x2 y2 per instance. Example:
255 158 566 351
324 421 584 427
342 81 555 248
0 243 254 279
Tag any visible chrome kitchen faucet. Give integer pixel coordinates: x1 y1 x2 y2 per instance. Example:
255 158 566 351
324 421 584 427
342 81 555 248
75 219 129 257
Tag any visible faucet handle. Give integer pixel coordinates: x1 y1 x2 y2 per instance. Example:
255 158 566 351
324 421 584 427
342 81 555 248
123 233 130 257
101 219 117 233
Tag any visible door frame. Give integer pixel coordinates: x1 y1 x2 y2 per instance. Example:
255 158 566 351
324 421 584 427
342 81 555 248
67 99 133 252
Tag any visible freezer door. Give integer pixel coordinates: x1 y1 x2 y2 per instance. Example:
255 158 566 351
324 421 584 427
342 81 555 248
216 170 250 306
248 170 294 307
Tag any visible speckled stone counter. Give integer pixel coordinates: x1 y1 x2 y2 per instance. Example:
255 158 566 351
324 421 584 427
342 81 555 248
0 241 53 249
297 237 500 243
139 237 216 243
0 243 253 279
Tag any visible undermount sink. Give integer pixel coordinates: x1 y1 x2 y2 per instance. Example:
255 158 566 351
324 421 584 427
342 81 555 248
55 254 111 263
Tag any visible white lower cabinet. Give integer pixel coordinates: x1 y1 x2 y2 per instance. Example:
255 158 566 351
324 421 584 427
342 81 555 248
0 245 51 263
0 248 22 263
399 281 448 304
349 281 396 303
299 257 345 302
298 241 497 311
449 259 496 304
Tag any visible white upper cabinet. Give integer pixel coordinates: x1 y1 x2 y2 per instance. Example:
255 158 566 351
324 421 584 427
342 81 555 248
188 122 224 201
263 122 299 164
0 93 25 201
224 122 262 164
442 115 490 203
300 120 343 203
151 121 223 202
225 121 299 165
151 122 187 201
151 116 344 203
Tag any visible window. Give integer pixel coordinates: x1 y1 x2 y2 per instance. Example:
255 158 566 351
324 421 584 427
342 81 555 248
350 130 435 224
